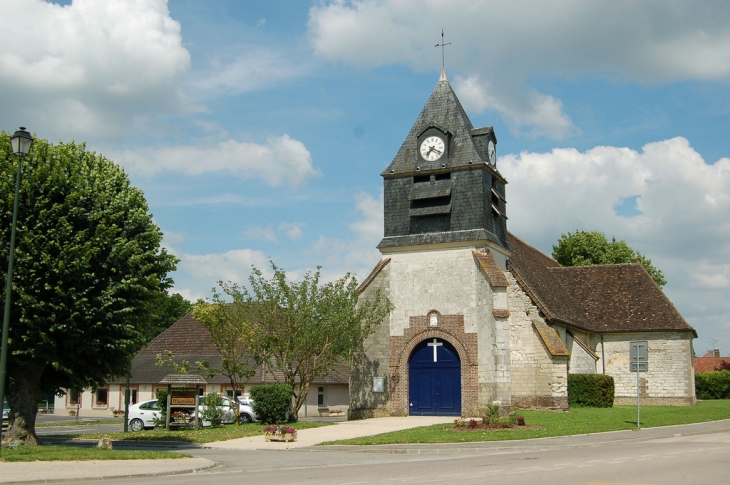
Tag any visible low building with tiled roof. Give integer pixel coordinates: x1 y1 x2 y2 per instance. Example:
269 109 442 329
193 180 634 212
694 352 730 373
350 69 696 418
55 312 350 418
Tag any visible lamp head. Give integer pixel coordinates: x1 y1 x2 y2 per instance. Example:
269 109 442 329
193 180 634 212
10 127 33 156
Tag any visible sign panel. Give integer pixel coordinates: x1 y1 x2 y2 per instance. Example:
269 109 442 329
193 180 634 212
373 377 385 393
171 391 196 405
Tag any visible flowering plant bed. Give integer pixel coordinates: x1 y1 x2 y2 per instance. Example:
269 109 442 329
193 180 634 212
171 411 190 423
263 425 297 442
452 416 541 432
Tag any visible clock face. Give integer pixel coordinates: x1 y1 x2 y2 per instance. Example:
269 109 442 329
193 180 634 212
487 140 496 165
420 136 445 161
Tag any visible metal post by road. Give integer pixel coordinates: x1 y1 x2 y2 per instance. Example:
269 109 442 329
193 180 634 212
123 375 130 432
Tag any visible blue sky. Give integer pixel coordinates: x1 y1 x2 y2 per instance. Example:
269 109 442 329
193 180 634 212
2 0 730 355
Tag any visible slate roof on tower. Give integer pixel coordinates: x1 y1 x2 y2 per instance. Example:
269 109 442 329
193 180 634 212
507 233 696 336
378 70 510 250
382 70 502 179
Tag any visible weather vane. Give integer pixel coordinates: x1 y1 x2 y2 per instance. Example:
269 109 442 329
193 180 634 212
434 29 451 70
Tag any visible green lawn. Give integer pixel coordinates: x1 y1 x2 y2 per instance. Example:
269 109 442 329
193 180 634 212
324 400 730 445
0 446 191 462
68 420 331 445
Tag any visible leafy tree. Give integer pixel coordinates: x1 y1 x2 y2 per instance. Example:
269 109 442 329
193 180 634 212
190 299 258 421
142 292 193 343
0 134 177 445
552 230 667 287
212 261 393 418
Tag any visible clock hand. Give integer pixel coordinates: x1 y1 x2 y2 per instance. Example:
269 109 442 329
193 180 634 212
432 148 443 155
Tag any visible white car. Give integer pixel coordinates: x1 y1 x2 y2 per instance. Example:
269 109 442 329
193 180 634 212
127 399 161 432
236 395 259 423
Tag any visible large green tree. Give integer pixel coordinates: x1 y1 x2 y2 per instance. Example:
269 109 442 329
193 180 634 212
206 261 393 418
552 230 667 287
143 292 193 343
0 133 177 445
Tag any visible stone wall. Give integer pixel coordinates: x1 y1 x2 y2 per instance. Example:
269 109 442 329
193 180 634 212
349 260 392 419
567 330 598 374
386 245 513 410
506 272 569 410
598 332 696 406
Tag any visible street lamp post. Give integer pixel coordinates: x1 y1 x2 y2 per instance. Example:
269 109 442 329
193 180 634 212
0 127 34 450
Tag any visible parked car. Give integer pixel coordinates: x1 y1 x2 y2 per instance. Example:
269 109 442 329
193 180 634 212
2 401 9 430
236 395 259 423
127 399 161 432
191 395 243 426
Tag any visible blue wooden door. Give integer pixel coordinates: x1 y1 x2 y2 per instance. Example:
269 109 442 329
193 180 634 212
408 339 461 416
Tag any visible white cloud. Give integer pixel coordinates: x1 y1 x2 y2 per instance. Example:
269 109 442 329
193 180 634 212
169 287 206 304
279 222 306 241
309 190 384 281
0 0 190 142
246 226 278 243
308 1 730 138
189 50 310 99
503 137 730 258
178 248 270 287
113 135 321 187
454 75 578 139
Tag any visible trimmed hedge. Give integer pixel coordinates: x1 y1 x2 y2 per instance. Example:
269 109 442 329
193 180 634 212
568 374 615 407
249 383 293 424
695 370 730 400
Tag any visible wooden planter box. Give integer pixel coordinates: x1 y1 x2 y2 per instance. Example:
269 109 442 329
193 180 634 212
264 432 297 442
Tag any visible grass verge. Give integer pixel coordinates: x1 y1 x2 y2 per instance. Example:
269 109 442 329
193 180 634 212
324 400 730 445
36 419 122 428
67 420 331 445
0 446 191 462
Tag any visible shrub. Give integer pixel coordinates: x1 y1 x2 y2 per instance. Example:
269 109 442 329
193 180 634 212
153 388 169 427
695 370 730 400
481 403 501 424
249 383 293 424
568 374 615 407
201 393 224 424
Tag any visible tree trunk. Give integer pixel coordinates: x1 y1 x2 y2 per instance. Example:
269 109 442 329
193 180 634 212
3 363 45 446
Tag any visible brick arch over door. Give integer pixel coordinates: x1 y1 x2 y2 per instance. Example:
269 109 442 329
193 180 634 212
389 314 478 416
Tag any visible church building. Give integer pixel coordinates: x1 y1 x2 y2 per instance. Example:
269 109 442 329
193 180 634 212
350 70 697 418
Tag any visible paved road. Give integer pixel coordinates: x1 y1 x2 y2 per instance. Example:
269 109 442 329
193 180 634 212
22 421 730 485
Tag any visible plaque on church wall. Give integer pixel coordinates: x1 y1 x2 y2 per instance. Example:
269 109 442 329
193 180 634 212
429 314 438 326
373 377 385 393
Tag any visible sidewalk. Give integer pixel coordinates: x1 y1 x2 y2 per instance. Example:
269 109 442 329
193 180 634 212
204 415 455 450
0 457 215 484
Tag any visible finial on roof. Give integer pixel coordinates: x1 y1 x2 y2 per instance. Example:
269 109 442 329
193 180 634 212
435 29 451 72
439 67 447 82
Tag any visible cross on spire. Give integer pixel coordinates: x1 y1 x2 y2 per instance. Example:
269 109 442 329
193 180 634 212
434 29 451 70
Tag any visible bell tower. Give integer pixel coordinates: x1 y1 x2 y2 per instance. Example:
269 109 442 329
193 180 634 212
351 68 515 419
378 69 509 254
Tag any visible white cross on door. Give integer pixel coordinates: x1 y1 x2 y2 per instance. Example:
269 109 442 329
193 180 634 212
427 339 443 362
